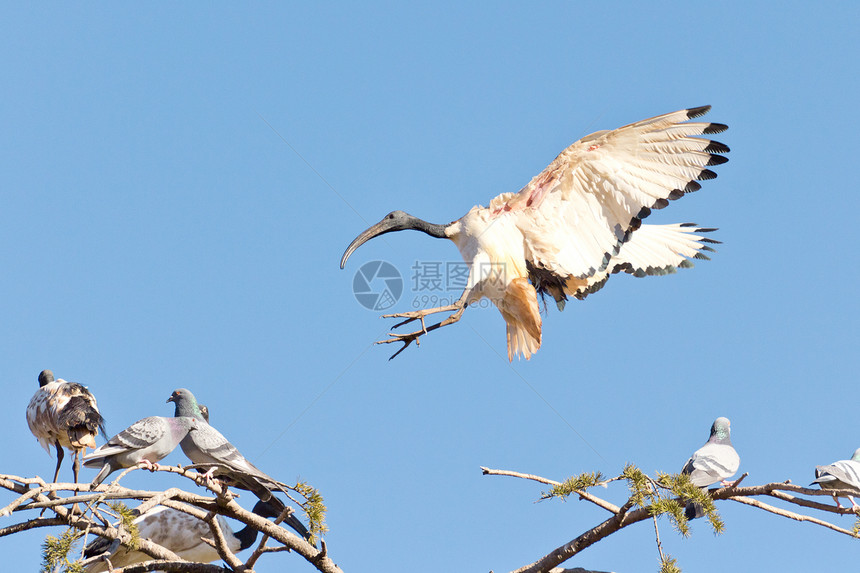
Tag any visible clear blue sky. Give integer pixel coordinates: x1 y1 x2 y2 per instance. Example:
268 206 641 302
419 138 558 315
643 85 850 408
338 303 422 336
3 3 858 572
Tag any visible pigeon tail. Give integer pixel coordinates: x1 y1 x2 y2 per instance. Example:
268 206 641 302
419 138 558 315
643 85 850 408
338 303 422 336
90 462 114 487
685 501 705 520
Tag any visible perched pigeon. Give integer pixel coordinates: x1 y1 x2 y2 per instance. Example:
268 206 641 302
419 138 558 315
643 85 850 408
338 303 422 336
166 388 313 542
810 448 860 509
27 370 106 483
681 417 740 519
83 499 284 572
83 416 199 486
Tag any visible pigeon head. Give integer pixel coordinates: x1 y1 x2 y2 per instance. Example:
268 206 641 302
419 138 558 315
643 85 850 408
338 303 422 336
38 370 55 387
709 417 732 444
166 388 206 421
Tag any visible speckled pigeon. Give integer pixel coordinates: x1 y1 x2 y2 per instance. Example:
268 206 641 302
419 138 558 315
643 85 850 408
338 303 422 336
83 415 199 486
83 499 294 572
810 448 860 509
166 388 314 543
681 417 740 519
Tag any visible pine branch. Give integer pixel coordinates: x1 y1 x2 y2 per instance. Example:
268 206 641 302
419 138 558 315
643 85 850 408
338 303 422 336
482 466 860 573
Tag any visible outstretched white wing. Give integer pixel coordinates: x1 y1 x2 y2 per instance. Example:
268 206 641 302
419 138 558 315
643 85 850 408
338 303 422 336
502 106 728 282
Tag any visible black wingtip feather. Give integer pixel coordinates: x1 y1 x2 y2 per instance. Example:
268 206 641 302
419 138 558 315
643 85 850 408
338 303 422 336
700 238 722 244
705 140 731 153
707 154 729 166
652 198 669 210
686 105 711 119
704 122 728 134
696 169 718 181
685 181 702 193
693 252 711 261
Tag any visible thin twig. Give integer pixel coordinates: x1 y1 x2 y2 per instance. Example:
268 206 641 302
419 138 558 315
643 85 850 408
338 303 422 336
648 482 665 563
728 495 859 537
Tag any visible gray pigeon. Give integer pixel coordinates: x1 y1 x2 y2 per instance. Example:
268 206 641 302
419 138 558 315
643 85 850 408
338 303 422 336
167 388 314 543
83 416 199 486
681 417 740 519
810 448 860 509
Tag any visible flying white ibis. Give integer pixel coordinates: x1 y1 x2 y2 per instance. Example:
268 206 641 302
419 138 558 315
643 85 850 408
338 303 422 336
341 106 728 360
26 370 106 483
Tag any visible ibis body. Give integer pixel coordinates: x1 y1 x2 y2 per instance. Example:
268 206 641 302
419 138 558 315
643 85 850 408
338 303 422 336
26 369 106 483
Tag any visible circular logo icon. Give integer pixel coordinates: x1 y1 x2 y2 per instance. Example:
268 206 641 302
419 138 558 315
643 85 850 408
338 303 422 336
352 260 403 311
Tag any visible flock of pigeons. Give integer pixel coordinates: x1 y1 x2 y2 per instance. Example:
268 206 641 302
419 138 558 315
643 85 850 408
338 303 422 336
26 370 312 570
26 368 860 569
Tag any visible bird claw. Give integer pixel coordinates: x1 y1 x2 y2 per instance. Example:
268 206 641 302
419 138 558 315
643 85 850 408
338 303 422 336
377 331 422 360
378 302 467 359
382 309 435 333
200 467 221 491
137 459 159 472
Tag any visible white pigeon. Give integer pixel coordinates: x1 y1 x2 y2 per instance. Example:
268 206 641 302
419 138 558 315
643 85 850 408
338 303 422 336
810 448 860 509
681 417 740 519
84 416 199 486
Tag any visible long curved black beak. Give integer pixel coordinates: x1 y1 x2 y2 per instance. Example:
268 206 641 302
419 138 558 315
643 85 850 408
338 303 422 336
340 219 397 269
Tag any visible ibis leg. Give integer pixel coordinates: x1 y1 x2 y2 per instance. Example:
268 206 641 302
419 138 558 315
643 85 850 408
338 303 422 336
52 441 65 483
72 450 81 484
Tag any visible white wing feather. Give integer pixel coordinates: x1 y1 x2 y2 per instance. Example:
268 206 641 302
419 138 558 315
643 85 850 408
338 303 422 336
506 106 727 280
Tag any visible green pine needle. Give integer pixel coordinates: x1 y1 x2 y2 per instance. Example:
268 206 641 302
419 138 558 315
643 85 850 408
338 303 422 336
660 554 682 573
546 471 604 500
41 529 83 573
622 464 654 507
107 502 140 550
294 481 329 544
